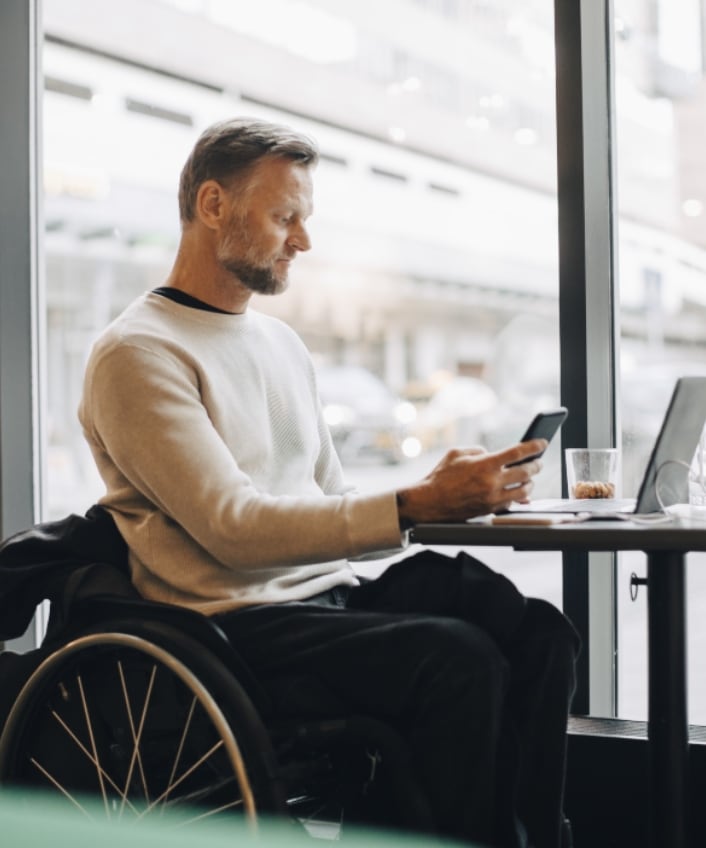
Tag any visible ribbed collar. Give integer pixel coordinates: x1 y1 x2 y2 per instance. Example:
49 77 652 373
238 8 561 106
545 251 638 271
152 286 236 314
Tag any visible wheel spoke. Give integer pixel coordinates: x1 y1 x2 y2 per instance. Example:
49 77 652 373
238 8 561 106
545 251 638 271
160 695 197 813
77 674 111 818
137 739 225 818
48 708 140 814
117 659 156 813
160 774 244 810
29 757 96 821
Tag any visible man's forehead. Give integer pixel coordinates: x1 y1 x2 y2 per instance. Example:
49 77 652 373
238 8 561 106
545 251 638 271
251 155 313 187
248 157 313 209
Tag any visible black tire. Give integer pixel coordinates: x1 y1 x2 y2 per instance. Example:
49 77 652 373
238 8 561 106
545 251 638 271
0 624 286 828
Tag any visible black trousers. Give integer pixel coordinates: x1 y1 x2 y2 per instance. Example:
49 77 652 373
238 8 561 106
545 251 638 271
214 550 579 848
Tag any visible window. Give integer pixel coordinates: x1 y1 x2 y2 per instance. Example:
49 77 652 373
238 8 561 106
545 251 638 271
40 0 563 604
614 0 706 721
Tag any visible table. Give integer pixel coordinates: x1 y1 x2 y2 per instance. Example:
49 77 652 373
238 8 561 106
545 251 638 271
410 517 706 848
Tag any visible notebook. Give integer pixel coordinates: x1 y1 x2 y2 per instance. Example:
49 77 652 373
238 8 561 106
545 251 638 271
513 376 706 519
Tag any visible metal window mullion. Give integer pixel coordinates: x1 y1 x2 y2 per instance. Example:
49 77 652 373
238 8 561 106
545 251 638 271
0 0 43 651
555 0 619 716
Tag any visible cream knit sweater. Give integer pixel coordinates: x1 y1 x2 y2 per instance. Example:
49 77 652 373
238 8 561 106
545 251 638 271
79 292 404 614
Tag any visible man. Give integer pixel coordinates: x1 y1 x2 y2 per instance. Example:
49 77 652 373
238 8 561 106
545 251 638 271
79 118 578 847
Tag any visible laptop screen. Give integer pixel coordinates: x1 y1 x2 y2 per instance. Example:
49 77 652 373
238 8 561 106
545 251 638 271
635 376 706 514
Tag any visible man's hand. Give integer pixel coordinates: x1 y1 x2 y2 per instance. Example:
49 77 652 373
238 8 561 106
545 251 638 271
396 439 546 526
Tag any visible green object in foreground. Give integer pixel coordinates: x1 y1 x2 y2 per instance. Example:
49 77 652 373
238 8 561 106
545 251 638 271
0 789 472 847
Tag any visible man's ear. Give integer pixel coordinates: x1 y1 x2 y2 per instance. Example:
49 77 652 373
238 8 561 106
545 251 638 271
194 180 227 229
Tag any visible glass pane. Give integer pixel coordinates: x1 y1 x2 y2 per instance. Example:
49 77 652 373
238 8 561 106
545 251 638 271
615 0 706 720
42 0 561 606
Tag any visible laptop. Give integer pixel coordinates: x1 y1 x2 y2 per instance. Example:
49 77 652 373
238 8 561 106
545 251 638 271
515 376 706 519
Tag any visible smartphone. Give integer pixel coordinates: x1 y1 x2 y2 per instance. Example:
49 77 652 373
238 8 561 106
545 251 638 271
507 407 568 466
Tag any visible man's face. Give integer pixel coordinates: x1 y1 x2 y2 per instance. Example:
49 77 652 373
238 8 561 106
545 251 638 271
216 157 313 296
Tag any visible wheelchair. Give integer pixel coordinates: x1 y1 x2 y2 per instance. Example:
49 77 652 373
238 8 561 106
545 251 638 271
0 510 434 838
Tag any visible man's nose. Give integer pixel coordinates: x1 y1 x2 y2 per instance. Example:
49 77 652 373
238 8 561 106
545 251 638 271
288 223 311 253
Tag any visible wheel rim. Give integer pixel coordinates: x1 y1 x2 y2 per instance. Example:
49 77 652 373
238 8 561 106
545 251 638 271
0 632 259 829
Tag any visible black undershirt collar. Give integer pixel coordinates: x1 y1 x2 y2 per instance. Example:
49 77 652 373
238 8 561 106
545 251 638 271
152 286 235 315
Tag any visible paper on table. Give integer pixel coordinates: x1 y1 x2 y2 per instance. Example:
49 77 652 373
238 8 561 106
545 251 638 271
490 512 591 526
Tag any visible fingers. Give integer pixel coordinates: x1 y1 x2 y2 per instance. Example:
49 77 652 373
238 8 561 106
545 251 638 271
467 450 540 513
497 438 547 469
447 445 488 458
409 442 545 522
493 477 536 514
497 444 543 509
503 456 543 488
439 443 543 493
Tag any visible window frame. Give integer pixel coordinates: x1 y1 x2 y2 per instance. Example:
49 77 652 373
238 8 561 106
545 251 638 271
0 0 44 652
555 0 619 715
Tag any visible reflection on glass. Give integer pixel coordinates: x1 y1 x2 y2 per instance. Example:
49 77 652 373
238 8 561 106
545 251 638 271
41 0 561 606
615 0 706 721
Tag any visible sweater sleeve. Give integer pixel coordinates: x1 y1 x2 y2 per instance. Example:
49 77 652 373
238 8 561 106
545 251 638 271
81 341 404 570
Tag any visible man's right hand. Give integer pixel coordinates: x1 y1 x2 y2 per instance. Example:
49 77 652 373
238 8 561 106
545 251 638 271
396 439 547 526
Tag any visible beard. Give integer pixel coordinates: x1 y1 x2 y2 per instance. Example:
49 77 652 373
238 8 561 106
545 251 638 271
219 255 287 296
216 216 289 296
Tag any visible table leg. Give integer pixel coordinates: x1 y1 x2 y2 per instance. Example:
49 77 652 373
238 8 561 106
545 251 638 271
647 550 688 848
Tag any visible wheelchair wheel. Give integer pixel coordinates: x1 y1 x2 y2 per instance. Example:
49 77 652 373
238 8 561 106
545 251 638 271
0 626 286 828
